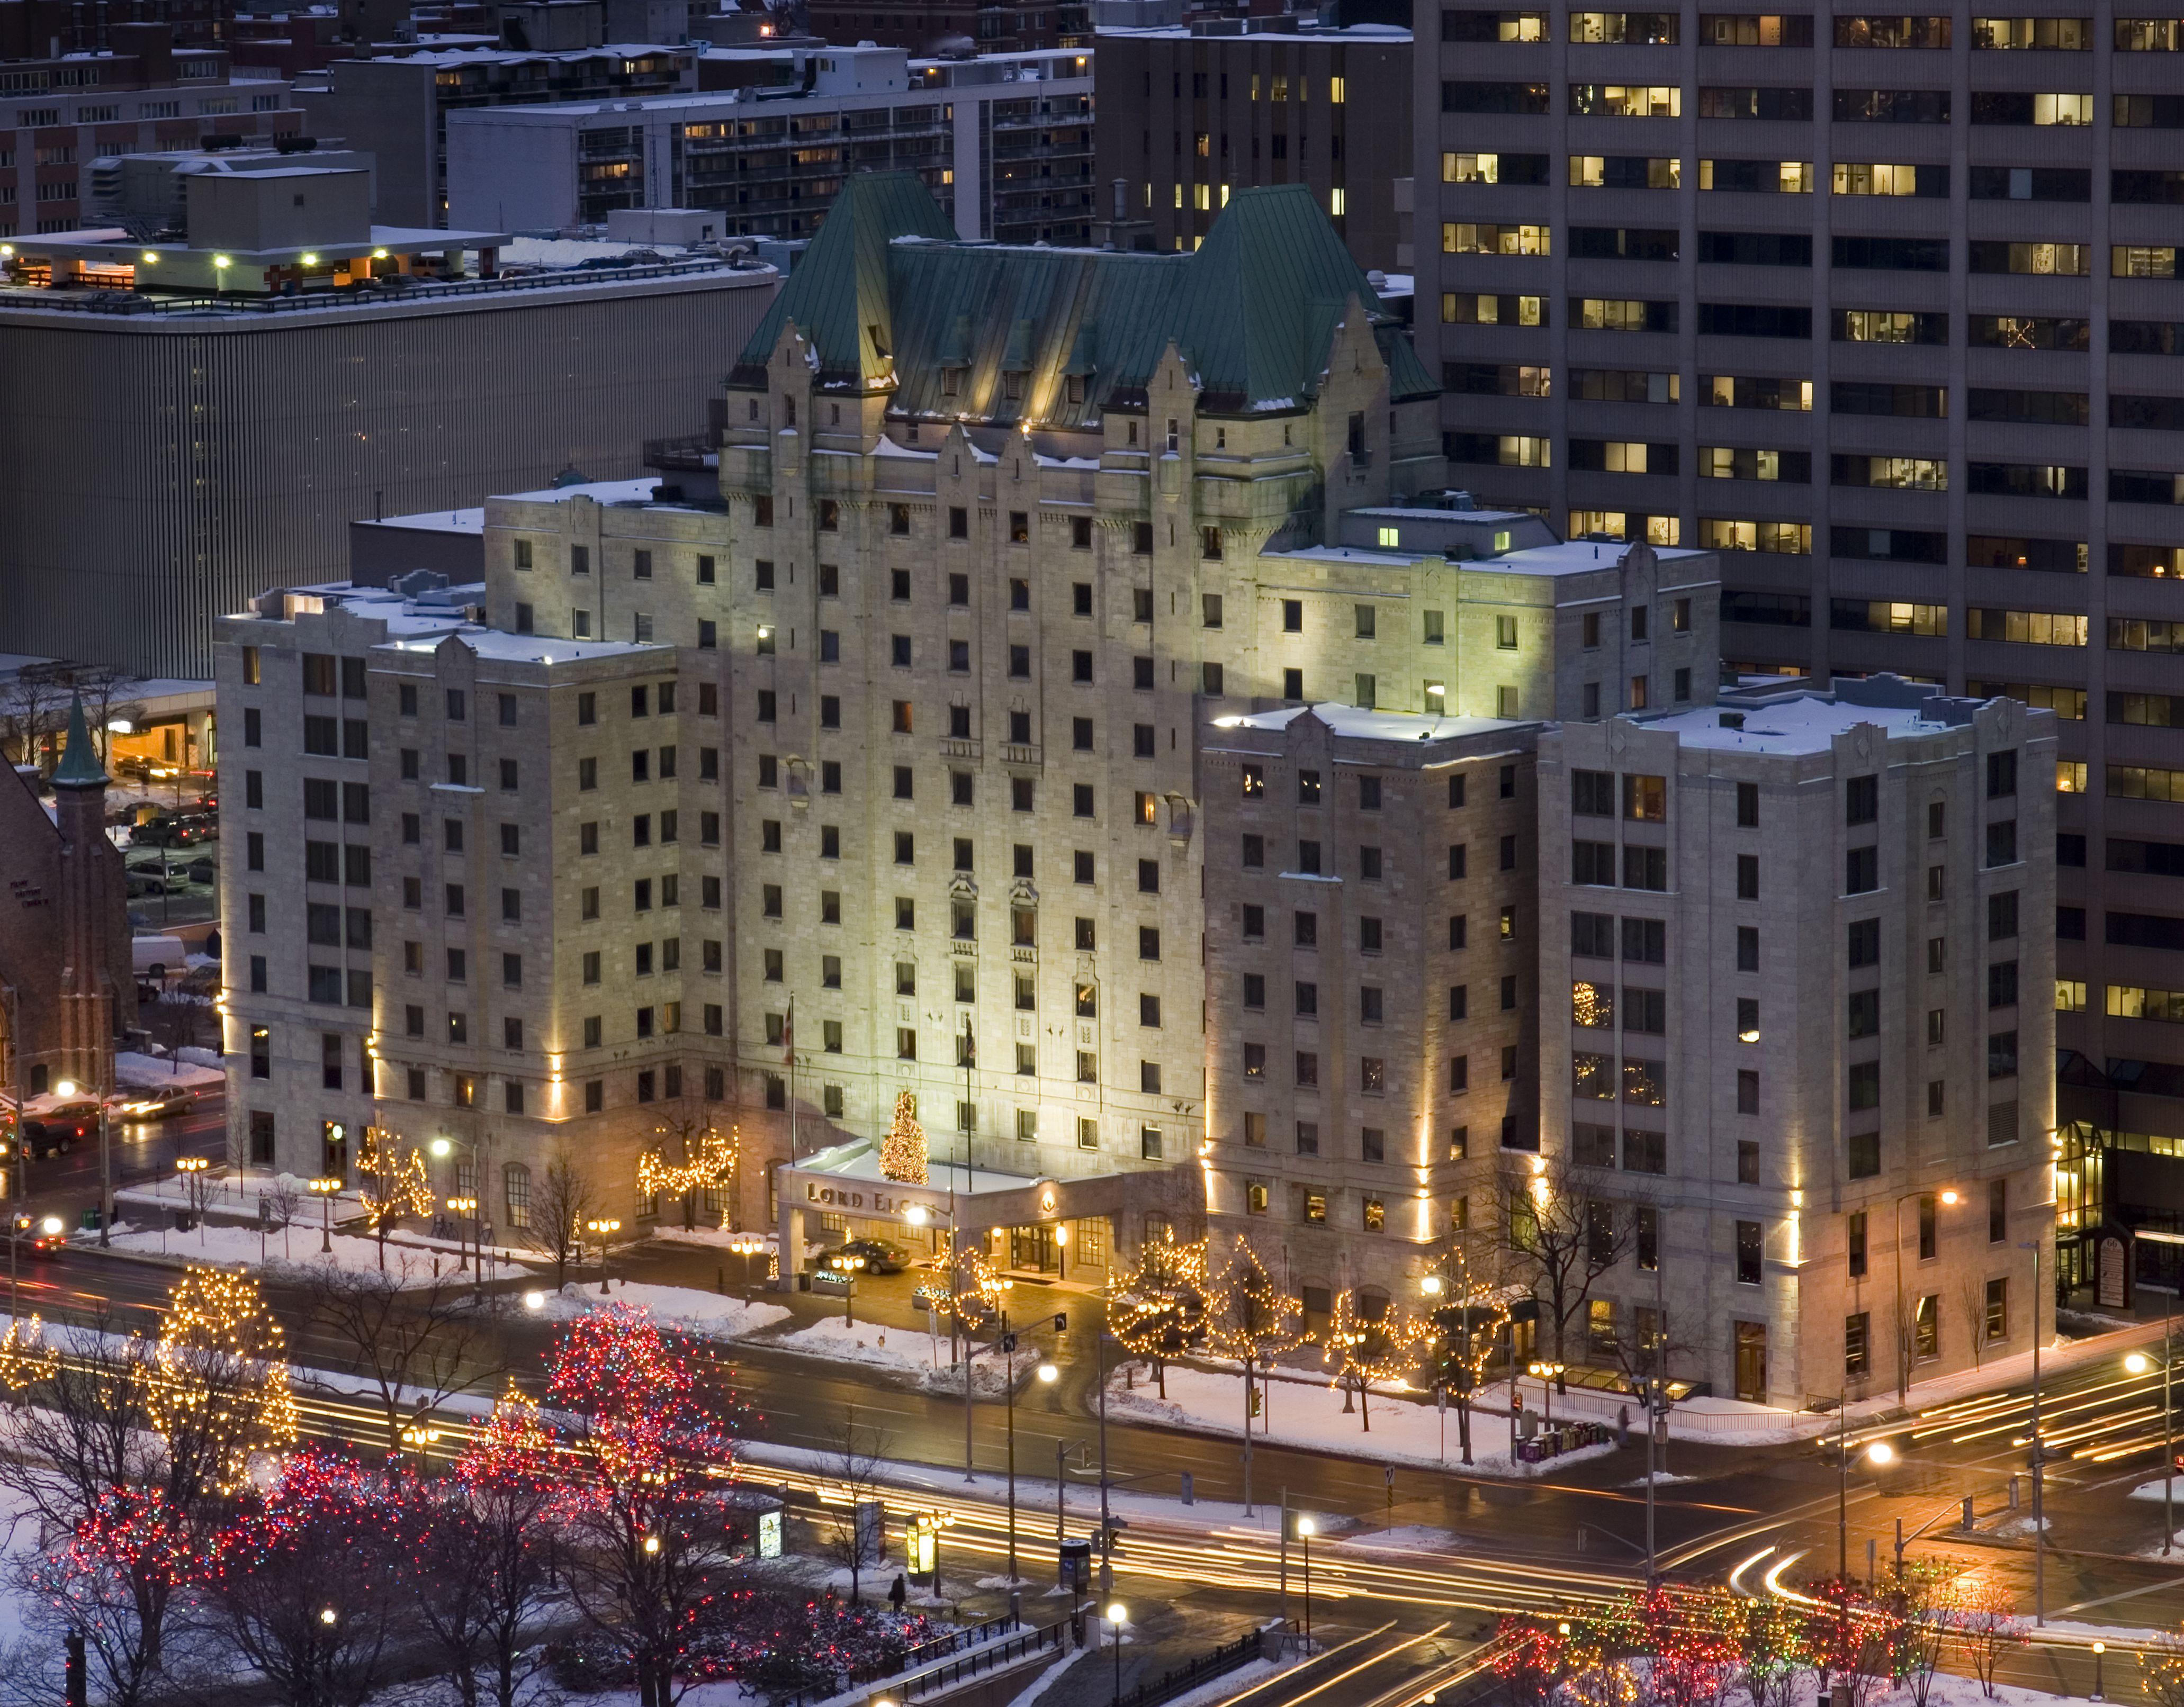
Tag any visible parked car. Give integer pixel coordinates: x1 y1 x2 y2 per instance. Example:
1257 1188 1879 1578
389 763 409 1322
133 814 215 848
821 1238 911 1274
114 1085 194 1121
185 856 215 884
17 1101 97 1158
126 872 172 898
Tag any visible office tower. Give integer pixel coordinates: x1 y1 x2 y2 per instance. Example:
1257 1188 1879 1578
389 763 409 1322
1416 4 2182 1286
0 170 776 678
1092 18 1413 269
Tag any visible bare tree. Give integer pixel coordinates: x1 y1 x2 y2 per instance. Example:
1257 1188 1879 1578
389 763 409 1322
1499 1154 1632 1384
0 665 69 771
303 1261 497 1457
1958 1275 1991 1371
526 1145 596 1289
816 1406 892 1602
63 666 147 768
264 1175 306 1260
403 1416 561 1707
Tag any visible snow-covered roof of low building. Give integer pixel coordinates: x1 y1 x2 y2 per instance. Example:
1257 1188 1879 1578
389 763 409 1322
1210 702 1530 744
1638 679 2019 757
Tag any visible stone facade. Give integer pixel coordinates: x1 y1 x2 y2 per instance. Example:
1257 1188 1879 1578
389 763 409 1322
1536 679 2059 1405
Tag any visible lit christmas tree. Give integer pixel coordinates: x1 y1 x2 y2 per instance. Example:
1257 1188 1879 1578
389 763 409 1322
879 1091 929 1185
148 1266 298 1494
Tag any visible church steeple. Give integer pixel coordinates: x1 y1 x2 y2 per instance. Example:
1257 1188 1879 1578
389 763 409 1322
52 692 108 790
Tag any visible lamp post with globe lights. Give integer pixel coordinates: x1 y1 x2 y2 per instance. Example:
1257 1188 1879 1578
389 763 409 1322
1106 1601 1127 1704
586 1218 621 1294
1003 1351 1059 1585
1837 1424 1897 1578
828 1251 867 1324
309 1176 341 1252
728 1234 767 1304
1296 1518 1315 1641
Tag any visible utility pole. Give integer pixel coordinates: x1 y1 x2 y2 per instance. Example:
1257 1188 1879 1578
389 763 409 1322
1098 1327 1112 1598
2021 1238 2045 1623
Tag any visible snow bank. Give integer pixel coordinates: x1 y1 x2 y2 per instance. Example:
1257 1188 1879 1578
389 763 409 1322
1104 1362 1614 1478
535 1281 789 1338
774 1316 1038 1397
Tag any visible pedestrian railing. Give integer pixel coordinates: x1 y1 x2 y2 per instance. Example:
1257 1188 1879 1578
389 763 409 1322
779 1617 1063 1707
1112 1629 1262 1707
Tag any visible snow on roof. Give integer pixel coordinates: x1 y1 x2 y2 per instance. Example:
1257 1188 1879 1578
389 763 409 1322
787 1139 1042 1196
367 507 485 535
1478 539 1713 579
496 476 662 505
379 630 668 665
1211 702 1527 744
1639 694 1962 757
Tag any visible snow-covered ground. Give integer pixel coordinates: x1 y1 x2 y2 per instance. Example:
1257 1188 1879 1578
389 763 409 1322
535 1281 789 1338
773 1316 1041 1396
1104 1362 1615 1477
112 1050 224 1089
96 1221 478 1286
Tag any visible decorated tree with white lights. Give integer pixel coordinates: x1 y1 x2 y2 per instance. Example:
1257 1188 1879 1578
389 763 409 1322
1107 1232 1209 1398
880 1091 929 1186
355 1126 436 1271
638 1114 739 1232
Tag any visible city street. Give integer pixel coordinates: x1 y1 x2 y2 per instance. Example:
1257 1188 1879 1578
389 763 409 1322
13 1096 2184 1705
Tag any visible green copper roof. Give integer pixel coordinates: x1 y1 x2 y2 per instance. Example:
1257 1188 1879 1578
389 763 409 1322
733 174 1435 419
52 692 106 789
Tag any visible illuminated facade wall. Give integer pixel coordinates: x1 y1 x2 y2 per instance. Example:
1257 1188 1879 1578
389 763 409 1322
1538 682 2059 1404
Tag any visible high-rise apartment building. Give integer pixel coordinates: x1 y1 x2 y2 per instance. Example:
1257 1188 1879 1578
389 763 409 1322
1538 676 2056 1401
445 45 1095 242
1093 19 1412 269
296 42 701 224
0 37 302 238
1415 5 2184 1291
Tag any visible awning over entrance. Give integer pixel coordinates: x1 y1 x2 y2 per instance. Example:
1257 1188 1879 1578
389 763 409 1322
771 1140 1143 1287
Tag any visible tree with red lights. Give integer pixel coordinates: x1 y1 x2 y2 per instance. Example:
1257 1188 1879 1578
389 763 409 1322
407 1386 565 1707
546 1305 744 1707
196 1446 411 1707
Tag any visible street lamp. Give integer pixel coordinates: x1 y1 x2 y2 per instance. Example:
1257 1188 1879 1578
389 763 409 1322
2093 1640 2106 1702
1296 1518 1315 1642
1527 1360 1566 1426
2128 1304 2177 1554
309 1176 341 1252
1890 1188 1960 1397
176 1153 210 1243
2020 1235 2047 1624
1105 1601 1127 1705
447 1195 479 1275
587 1218 622 1295
728 1234 766 1304
829 1252 867 1324
1836 1417 1898 1579
5 1214 29 1321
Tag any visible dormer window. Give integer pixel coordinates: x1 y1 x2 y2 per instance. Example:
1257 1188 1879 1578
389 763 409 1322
942 365 966 398
1066 374 1086 405
1002 369 1026 401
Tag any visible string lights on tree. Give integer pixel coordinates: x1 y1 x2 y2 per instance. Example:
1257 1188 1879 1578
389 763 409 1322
879 1091 929 1186
147 1265 299 1495
356 1127 436 1271
1319 1288 1422 1433
637 1119 740 1231
1107 1232 1209 1399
